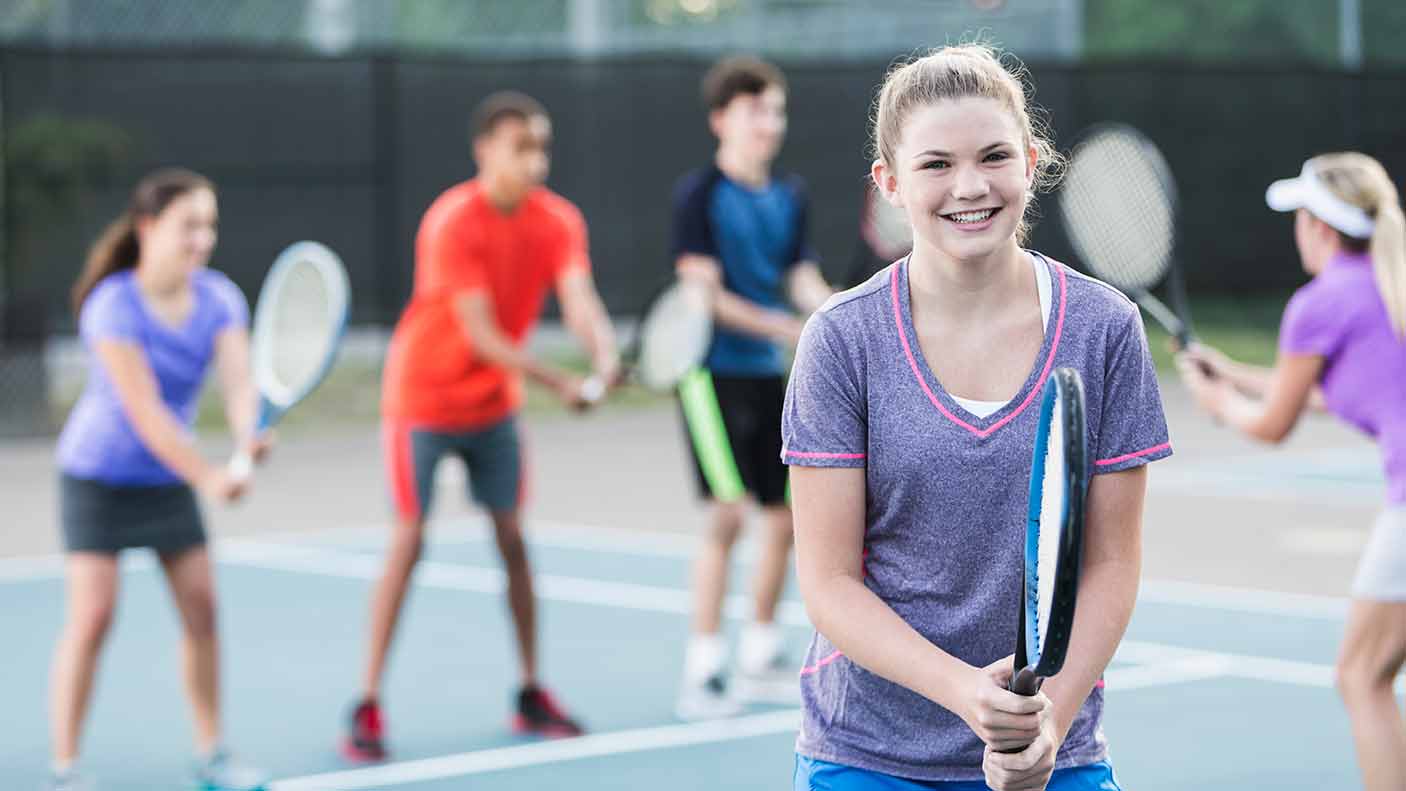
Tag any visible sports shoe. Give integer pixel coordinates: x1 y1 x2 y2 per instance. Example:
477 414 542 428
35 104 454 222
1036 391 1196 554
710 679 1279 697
733 651 800 704
511 685 585 738
48 768 94 791
193 749 268 791
341 698 387 763
675 672 743 720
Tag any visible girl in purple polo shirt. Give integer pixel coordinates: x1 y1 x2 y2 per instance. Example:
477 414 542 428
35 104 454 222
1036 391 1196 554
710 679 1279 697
782 45 1170 791
1178 152 1406 791
49 169 271 791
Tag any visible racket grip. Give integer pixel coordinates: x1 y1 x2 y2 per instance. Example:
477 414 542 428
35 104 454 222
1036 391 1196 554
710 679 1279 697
227 450 254 481
1008 666 1043 696
996 666 1044 755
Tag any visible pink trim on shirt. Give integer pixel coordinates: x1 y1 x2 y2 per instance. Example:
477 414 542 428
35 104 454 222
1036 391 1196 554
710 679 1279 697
891 259 1067 439
800 649 845 676
786 450 867 460
1095 442 1172 467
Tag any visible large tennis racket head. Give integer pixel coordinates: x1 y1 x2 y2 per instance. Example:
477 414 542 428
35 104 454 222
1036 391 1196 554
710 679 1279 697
1010 367 1089 696
622 278 712 392
1059 124 1177 293
1059 124 1197 346
249 240 351 428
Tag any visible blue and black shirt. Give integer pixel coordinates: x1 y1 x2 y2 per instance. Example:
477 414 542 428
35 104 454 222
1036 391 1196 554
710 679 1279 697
671 165 816 377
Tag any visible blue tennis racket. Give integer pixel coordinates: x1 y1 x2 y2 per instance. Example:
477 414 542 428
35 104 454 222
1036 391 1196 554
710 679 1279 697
1009 367 1089 697
228 241 350 478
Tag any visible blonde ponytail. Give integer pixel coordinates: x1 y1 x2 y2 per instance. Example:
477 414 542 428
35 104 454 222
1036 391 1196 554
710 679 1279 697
1370 198 1406 337
1312 152 1406 338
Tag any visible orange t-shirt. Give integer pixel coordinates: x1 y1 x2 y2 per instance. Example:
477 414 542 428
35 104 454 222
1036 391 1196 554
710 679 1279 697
382 180 590 428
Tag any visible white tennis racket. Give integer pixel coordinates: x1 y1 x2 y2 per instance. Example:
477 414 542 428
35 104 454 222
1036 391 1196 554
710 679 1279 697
624 277 713 392
1059 124 1197 348
228 241 350 478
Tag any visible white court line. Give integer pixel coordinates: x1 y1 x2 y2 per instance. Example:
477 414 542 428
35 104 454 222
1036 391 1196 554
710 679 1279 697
1115 641 1342 689
215 540 798 624
1137 579 1349 620
0 520 1355 622
1118 640 1406 691
1103 654 1234 690
0 553 154 582
269 708 801 791
280 517 719 560
221 540 1359 692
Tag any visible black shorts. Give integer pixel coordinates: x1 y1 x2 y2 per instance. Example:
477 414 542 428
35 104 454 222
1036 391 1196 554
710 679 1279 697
59 473 206 554
678 370 788 506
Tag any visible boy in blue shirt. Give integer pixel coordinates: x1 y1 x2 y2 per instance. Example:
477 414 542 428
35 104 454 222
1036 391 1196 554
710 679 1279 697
671 56 831 719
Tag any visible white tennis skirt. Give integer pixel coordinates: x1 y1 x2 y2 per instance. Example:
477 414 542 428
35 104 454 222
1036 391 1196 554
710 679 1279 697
1352 506 1406 601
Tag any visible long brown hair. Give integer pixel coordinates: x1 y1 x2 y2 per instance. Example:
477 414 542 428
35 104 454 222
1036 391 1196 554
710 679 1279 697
70 168 214 316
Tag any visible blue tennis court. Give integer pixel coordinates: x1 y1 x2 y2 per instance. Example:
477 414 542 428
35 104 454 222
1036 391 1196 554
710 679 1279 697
0 507 1367 790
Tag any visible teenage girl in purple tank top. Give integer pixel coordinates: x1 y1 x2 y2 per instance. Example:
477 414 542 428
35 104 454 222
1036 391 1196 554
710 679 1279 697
49 169 273 791
1178 152 1406 791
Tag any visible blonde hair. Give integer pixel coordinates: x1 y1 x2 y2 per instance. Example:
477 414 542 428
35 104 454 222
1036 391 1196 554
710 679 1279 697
872 43 1064 243
1313 152 1406 337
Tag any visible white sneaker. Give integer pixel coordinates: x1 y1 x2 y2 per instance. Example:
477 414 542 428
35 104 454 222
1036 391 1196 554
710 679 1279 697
194 749 269 791
48 769 95 791
734 652 800 704
675 673 743 721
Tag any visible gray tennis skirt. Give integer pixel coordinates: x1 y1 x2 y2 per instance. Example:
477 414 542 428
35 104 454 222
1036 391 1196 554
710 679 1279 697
59 473 206 554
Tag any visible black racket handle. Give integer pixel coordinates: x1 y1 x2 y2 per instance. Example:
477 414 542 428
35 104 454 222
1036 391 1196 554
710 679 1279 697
1167 330 1219 381
1008 665 1043 696
996 666 1045 754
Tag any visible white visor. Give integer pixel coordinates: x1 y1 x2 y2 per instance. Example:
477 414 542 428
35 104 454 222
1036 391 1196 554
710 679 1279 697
1266 160 1375 239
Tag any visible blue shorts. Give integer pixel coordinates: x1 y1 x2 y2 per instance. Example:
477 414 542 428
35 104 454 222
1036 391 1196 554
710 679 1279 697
794 755 1122 791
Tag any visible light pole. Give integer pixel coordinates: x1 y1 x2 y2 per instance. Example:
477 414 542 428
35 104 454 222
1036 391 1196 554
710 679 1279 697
1340 0 1362 70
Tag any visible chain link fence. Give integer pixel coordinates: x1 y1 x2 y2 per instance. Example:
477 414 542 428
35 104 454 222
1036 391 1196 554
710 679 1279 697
2 0 1404 436
0 0 1082 60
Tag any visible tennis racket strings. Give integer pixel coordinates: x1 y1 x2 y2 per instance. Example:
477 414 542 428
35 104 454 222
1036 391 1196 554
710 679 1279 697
634 280 712 392
1033 384 1068 661
264 257 338 403
1059 130 1175 293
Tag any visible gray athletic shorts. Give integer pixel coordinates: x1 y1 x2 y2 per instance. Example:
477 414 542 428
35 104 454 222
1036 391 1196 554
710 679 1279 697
59 473 205 554
382 415 523 521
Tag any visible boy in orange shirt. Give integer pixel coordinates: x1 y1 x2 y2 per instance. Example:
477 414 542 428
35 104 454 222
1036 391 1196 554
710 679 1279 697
344 91 618 761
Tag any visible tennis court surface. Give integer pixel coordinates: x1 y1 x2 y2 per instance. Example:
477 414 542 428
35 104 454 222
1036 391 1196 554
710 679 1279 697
0 386 1385 789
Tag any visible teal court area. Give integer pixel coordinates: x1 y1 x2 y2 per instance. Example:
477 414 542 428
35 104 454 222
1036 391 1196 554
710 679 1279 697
0 514 1367 790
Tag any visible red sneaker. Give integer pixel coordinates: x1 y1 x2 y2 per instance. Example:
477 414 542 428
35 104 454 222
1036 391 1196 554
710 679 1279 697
511 685 585 738
341 698 388 762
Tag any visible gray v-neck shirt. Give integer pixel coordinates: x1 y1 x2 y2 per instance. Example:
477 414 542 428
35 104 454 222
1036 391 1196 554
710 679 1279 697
781 253 1171 781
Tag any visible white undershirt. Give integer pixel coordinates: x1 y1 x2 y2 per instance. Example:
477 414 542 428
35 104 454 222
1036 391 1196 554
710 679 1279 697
949 256 1052 418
